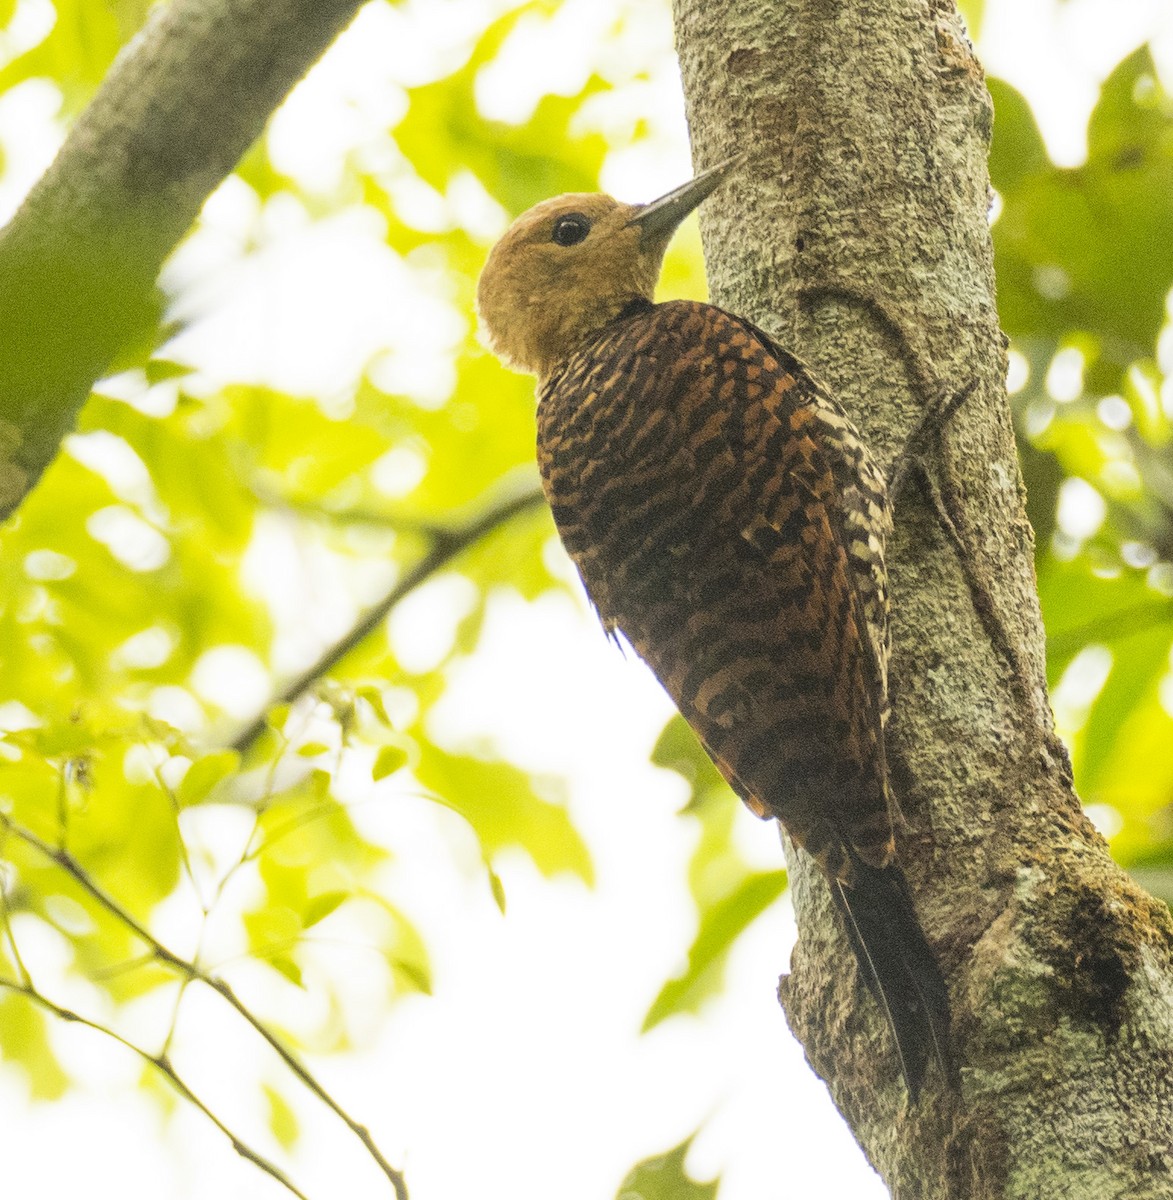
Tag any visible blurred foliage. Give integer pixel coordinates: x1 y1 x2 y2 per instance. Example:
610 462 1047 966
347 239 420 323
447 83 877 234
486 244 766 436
645 715 786 1030
615 1133 719 1200
957 0 983 39
0 0 621 1146
0 0 1169 1192
989 48 1173 896
0 0 146 109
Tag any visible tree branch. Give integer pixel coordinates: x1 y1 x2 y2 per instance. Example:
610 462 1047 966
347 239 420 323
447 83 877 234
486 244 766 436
672 0 1173 1194
230 486 548 756
0 0 371 518
0 812 408 1200
0 978 310 1200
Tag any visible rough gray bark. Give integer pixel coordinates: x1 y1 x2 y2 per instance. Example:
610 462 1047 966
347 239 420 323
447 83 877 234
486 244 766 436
0 0 370 519
670 1 1173 1196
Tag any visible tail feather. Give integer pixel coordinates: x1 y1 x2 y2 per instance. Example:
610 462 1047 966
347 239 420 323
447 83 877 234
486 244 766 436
830 856 957 1099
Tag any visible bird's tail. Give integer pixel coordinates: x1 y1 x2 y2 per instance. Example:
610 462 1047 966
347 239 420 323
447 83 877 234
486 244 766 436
830 855 957 1100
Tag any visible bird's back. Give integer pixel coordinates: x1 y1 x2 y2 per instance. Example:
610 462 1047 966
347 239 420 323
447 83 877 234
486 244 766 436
537 298 895 883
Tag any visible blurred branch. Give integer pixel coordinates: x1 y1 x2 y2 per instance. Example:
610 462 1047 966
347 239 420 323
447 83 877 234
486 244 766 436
230 485 548 756
0 977 310 1200
0 0 372 519
251 479 455 536
0 812 408 1200
1047 599 1173 657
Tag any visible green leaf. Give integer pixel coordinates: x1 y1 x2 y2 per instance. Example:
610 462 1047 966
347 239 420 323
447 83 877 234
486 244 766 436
176 750 241 806
266 705 292 733
143 359 194 385
301 890 348 929
992 51 1173 385
1086 697 1173 868
1087 45 1170 164
356 686 392 727
372 744 408 781
264 1084 300 1151
244 904 302 957
0 993 70 1100
988 78 1048 194
1079 622 1173 793
643 870 787 1031
269 956 305 989
381 902 433 996
488 867 507 915
1040 558 1168 680
651 714 728 806
646 715 789 1028
394 7 608 216
296 742 331 758
390 958 432 995
616 1135 718 1200
415 747 593 883
0 0 126 110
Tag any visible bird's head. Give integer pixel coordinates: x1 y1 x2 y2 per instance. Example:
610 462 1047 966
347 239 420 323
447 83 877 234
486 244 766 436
477 156 742 379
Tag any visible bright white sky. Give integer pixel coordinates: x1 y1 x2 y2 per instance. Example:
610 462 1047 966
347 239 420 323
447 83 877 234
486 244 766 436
1 1 1171 1199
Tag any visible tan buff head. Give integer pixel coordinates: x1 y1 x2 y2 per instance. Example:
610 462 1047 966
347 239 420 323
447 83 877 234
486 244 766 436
477 157 743 380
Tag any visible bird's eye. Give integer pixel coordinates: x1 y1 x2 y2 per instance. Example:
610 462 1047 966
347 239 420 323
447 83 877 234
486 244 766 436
551 214 591 246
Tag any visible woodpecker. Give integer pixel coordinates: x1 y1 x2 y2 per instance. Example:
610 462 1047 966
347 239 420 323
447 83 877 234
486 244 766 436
477 158 955 1098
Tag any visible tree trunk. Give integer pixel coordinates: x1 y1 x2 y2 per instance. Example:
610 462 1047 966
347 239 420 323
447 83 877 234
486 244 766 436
0 0 370 521
670 1 1173 1196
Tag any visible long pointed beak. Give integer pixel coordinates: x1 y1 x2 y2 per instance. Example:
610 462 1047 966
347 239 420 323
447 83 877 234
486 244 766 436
628 154 745 248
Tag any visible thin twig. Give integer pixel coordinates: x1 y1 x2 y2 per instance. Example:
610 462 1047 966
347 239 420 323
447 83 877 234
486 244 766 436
799 281 1040 717
904 460 1036 703
250 480 474 537
150 753 208 913
0 812 408 1200
2 816 189 971
0 977 310 1200
200 713 294 917
887 380 979 505
206 974 407 1200
230 485 547 756
160 969 193 1062
0 859 30 985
